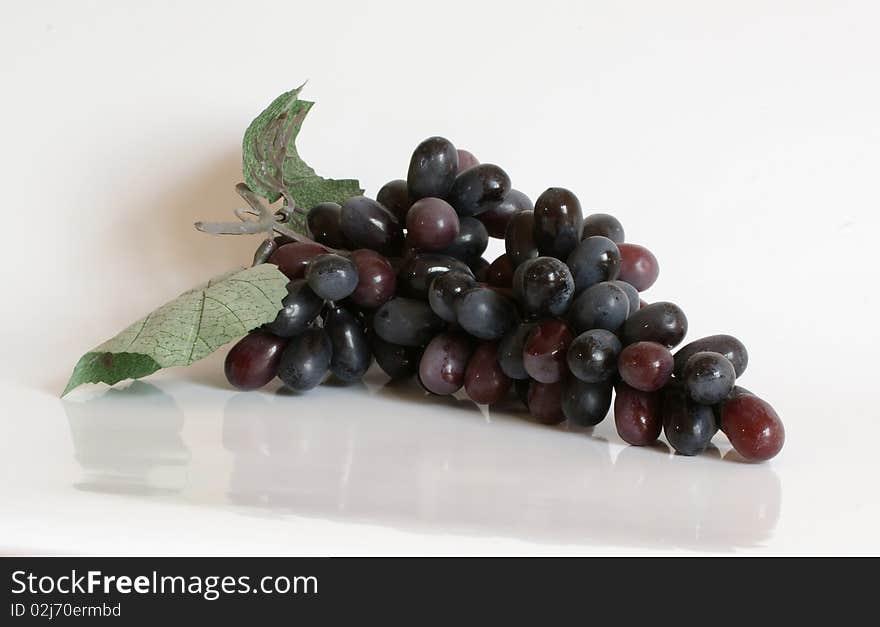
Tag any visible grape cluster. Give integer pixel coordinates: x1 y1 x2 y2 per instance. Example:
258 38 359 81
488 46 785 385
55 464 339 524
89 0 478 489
225 137 785 462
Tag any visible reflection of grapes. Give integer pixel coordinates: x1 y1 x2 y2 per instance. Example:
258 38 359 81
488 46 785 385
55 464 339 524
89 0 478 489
223 136 784 462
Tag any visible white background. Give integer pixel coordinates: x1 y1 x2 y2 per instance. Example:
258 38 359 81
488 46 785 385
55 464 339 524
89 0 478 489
1 0 878 555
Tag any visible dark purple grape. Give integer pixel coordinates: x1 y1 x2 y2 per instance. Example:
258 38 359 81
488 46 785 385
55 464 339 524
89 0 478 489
533 187 584 260
720 394 785 462
527 381 565 425
373 297 445 346
277 328 333 392
618 341 674 392
397 253 474 299
376 179 412 223
454 287 519 340
523 319 573 384
405 197 460 251
512 256 575 318
561 376 612 426
673 334 748 378
682 351 736 405
265 280 325 338
566 236 621 295
478 189 533 239
407 136 459 200
487 253 514 288
418 332 474 395
567 329 621 383
611 280 640 315
446 164 511 217
456 149 479 172
427 270 476 322
439 217 489 262
225 330 287 390
497 322 537 380
306 202 350 249
324 306 371 383
348 249 397 309
468 256 490 282
618 243 659 292
504 210 538 268
662 384 716 456
620 301 688 348
614 382 662 446
305 253 359 301
568 281 630 334
340 196 404 256
582 213 625 244
464 341 511 405
268 242 329 280
371 335 422 379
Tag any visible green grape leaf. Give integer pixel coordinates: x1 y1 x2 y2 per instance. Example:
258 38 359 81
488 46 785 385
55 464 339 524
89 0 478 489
242 85 362 221
62 264 289 396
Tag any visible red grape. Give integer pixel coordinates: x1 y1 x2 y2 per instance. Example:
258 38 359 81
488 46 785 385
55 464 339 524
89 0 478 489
224 330 287 390
618 243 659 292
464 342 511 405
618 341 674 392
523 319 573 384
721 395 785 462
614 383 662 445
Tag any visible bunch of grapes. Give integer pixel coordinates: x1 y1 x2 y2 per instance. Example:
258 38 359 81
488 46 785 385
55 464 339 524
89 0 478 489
225 137 785 462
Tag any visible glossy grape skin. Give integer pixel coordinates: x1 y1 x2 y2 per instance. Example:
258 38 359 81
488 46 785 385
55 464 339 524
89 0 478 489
682 351 736 405
512 256 575 318
523 319 573 384
371 335 422 379
533 188 584 260
497 322 537 380
478 189 533 238
276 328 333 391
306 202 350 249
618 341 674 392
673 334 748 378
446 164 511 217
568 281 630 335
340 196 404 256
527 381 565 424
454 287 519 340
620 301 688 348
566 236 622 295
464 342 512 404
373 297 445 346
418 332 474 395
582 213 625 244
456 149 479 172
305 253 359 302
561 376 612 426
324 306 371 383
487 254 514 288
224 330 287 390
406 197 460 251
567 329 621 383
662 384 716 456
266 280 325 337
504 210 538 268
397 253 474 299
611 280 641 315
407 136 459 200
427 270 476 322
348 249 397 309
376 179 412 223
614 383 662 446
618 243 659 292
268 242 329 280
721 394 785 462
439 217 489 262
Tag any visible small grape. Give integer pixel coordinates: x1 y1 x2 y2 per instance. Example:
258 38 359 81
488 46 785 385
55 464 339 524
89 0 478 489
373 297 445 346
268 242 329 280
567 329 621 383
306 202 350 249
265 280 325 337
446 164 511 216
620 301 688 348
224 330 287 390
720 394 785 462
397 253 474 299
614 382 662 446
566 236 621 295
427 270 476 322
305 253 359 301
618 341 674 392
277 328 333 391
478 189 533 238
464 341 512 405
497 322 537 380
454 287 519 340
527 380 565 425
512 256 575 318
533 187 584 260
340 196 405 256
419 332 474 395
611 280 640 315
582 213 625 243
673 334 748 378
407 136 459 200
618 243 659 292
439 217 489 262
376 179 412 222
523 319 573 384
561 376 612 426
568 281 630 334
406 197 460 251
348 249 397 309
662 384 716 456
325 305 371 383
682 351 736 405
